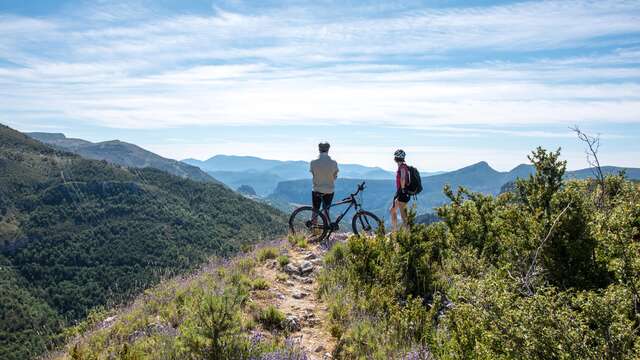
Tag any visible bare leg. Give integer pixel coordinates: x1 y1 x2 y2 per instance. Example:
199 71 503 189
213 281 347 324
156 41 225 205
390 199 398 232
398 202 408 230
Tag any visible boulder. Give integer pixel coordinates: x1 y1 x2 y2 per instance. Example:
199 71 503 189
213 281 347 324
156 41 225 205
292 291 308 299
299 261 314 275
284 263 300 275
285 315 301 332
310 258 323 266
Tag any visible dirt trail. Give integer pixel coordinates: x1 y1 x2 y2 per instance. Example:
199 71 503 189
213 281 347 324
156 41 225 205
255 240 339 359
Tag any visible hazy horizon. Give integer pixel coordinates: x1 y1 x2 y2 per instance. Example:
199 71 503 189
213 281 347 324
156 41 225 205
18 127 640 173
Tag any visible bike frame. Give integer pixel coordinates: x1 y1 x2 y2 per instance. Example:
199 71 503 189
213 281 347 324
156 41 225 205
322 186 365 225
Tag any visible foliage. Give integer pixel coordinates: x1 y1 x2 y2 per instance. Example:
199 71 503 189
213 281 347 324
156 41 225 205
257 247 279 262
251 278 270 290
287 233 309 248
177 291 252 359
0 255 63 360
256 305 286 331
318 147 640 359
277 255 290 268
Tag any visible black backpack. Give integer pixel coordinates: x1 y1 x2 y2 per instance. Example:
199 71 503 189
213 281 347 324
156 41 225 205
406 165 423 195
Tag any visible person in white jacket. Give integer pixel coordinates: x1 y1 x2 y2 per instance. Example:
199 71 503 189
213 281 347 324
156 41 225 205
310 142 339 227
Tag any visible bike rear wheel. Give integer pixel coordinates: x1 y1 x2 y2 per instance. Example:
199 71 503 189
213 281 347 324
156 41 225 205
289 206 329 243
352 210 383 237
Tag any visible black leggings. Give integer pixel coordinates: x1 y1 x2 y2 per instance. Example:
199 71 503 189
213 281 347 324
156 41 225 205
312 191 334 214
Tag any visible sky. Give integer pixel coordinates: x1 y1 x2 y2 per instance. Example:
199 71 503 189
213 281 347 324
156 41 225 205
1 0 639 172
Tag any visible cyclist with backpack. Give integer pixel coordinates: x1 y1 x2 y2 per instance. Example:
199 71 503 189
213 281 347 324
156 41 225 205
390 149 422 232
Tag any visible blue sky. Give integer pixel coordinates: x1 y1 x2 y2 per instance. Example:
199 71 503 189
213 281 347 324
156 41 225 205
1 0 639 171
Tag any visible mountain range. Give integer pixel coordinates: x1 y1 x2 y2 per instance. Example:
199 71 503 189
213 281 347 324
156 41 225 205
1 125 287 359
269 161 640 221
24 132 640 220
184 155 443 196
27 132 217 184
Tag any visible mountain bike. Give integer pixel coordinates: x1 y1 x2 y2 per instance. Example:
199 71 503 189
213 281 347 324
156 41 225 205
288 181 383 243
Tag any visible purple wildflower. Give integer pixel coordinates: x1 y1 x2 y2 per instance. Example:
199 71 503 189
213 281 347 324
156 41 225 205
402 345 433 360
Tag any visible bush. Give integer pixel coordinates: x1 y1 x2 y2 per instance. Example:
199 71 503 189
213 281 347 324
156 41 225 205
257 247 279 262
256 305 286 331
287 234 308 248
251 278 270 290
177 293 250 359
277 255 290 268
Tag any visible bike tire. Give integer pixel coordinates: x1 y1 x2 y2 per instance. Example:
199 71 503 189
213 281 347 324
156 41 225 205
352 210 383 237
289 206 329 243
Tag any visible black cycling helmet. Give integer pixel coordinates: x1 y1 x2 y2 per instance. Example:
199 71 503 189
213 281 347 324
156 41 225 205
394 149 406 161
319 142 330 153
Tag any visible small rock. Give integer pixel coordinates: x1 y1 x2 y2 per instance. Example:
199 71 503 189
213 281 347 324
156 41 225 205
299 261 314 274
266 260 277 269
284 263 300 275
324 352 332 359
276 292 285 300
285 280 295 287
310 258 323 266
304 253 317 260
292 291 308 299
285 315 301 332
98 315 117 329
315 345 325 353
292 275 314 284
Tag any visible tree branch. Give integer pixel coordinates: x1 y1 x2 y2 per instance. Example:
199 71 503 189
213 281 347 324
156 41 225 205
522 202 572 296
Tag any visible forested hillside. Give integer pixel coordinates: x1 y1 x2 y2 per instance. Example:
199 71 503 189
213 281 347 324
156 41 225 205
0 124 288 359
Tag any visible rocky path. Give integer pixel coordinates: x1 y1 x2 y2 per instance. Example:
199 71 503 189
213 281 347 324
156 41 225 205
255 239 340 359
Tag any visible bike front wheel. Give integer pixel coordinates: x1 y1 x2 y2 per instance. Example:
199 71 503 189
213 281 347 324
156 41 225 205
289 206 329 243
352 210 383 237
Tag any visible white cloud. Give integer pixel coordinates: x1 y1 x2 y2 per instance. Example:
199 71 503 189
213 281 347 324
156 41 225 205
1 0 640 133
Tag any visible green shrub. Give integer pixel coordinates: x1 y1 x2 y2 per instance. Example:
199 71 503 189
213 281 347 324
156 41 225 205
256 305 286 331
235 258 256 274
256 247 278 262
296 237 308 249
251 278 269 290
287 233 308 248
277 255 290 268
177 293 250 359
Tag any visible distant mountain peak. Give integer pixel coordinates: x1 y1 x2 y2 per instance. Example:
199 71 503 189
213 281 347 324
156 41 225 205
455 161 497 174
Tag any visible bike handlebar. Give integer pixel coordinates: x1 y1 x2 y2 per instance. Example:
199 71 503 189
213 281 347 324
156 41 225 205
341 182 367 202
351 181 367 198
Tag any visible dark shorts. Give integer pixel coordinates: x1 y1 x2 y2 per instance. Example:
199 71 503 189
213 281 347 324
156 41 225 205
395 189 410 203
312 191 334 211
